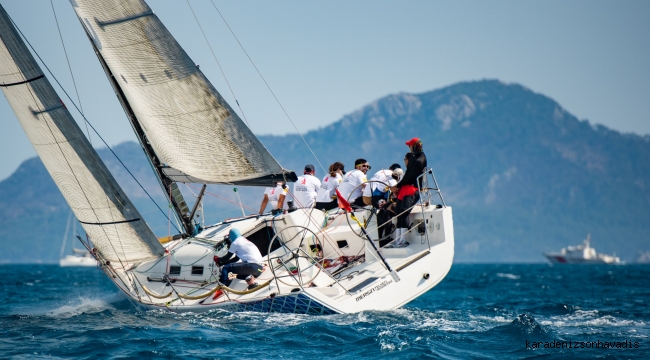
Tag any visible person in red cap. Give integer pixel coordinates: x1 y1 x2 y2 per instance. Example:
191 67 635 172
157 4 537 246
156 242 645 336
389 137 427 247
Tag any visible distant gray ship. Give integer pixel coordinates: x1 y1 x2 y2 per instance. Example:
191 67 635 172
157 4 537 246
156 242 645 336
544 234 620 264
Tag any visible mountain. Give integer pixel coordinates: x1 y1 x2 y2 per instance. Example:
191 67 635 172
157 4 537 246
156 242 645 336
1 80 648 263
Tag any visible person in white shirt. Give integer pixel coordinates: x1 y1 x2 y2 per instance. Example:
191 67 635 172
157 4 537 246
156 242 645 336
214 228 264 290
293 164 321 208
337 158 370 207
259 182 288 214
315 162 345 211
362 163 403 207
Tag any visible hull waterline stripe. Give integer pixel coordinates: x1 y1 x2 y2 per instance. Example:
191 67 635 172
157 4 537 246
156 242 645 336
79 218 140 226
0 74 44 87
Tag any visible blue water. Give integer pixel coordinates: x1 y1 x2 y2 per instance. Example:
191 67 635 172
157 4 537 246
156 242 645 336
1 264 648 359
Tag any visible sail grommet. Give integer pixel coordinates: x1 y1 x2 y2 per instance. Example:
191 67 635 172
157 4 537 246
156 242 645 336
423 273 430 280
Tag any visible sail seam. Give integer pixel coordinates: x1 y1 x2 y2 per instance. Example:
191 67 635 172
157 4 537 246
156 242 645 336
9 13 178 233
96 11 154 28
24 84 129 268
0 74 44 87
30 103 64 116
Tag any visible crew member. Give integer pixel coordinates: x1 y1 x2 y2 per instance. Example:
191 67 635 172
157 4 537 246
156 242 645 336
214 228 264 290
315 162 345 211
362 163 403 207
259 181 288 214
293 164 321 208
389 138 427 247
337 159 370 207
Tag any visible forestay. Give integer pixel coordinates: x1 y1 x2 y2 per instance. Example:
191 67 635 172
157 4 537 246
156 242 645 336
0 6 164 263
70 0 290 185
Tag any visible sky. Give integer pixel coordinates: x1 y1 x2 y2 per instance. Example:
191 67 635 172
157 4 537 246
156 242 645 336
1 0 649 180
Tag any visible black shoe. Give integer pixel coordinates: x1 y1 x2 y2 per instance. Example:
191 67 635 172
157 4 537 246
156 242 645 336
379 238 393 248
247 282 259 290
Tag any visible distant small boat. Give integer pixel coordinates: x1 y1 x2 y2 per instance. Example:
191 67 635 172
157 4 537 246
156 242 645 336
59 212 96 267
544 234 620 264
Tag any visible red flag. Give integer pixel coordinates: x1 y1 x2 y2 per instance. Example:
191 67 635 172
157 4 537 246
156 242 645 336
335 189 352 212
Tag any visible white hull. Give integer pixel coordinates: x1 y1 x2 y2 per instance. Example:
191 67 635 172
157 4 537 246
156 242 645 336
543 234 620 264
543 253 619 264
59 255 97 267
99 205 454 314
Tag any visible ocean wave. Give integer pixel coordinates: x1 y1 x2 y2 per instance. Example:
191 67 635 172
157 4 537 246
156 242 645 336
541 310 644 328
46 297 112 318
487 313 557 340
496 273 521 280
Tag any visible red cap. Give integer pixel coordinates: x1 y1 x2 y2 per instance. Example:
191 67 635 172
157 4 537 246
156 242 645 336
405 137 420 146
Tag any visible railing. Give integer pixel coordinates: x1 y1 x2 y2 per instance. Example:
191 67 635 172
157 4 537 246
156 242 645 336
417 167 446 250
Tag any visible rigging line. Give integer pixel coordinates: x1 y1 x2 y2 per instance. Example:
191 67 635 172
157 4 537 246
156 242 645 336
59 211 73 258
210 0 326 175
49 0 90 144
24 85 128 270
105 192 130 272
185 184 258 213
185 0 251 129
8 15 180 234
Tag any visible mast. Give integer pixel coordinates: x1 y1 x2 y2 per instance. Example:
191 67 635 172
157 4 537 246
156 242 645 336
85 34 194 235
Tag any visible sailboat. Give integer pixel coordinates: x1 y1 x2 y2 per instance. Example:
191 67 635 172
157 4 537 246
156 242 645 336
59 211 96 267
0 0 454 314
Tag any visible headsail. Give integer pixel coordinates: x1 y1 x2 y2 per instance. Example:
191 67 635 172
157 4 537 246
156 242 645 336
0 5 164 263
70 0 295 186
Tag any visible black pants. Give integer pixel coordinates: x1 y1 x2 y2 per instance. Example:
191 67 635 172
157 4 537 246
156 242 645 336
377 207 393 239
220 262 264 286
315 199 338 211
396 192 420 229
351 197 366 208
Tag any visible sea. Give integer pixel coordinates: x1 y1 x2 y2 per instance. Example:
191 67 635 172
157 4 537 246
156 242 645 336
1 264 648 359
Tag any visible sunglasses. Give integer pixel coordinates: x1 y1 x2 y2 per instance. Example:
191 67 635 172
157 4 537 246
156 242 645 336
360 164 371 169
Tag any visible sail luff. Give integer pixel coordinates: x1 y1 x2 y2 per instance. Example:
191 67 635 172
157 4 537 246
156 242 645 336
0 5 164 263
71 0 296 186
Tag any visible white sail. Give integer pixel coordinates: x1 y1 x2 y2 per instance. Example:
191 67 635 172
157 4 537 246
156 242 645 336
0 5 164 263
70 0 290 185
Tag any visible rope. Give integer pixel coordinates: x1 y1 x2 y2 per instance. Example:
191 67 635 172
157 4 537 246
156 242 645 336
186 184 258 213
8 14 179 233
185 0 252 129
49 0 89 144
141 279 272 300
141 285 173 299
209 0 326 175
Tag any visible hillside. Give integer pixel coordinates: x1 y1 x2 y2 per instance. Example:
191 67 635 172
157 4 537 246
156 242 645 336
1 80 648 263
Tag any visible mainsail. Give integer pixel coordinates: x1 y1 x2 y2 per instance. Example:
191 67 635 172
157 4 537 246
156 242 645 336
70 0 293 185
0 5 164 263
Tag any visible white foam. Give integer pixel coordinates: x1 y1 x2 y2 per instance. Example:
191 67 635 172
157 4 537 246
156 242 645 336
47 297 111 318
540 310 644 328
496 273 520 280
380 341 396 351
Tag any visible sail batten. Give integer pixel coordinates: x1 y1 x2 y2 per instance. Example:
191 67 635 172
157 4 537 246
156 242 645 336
71 0 293 185
0 5 164 263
